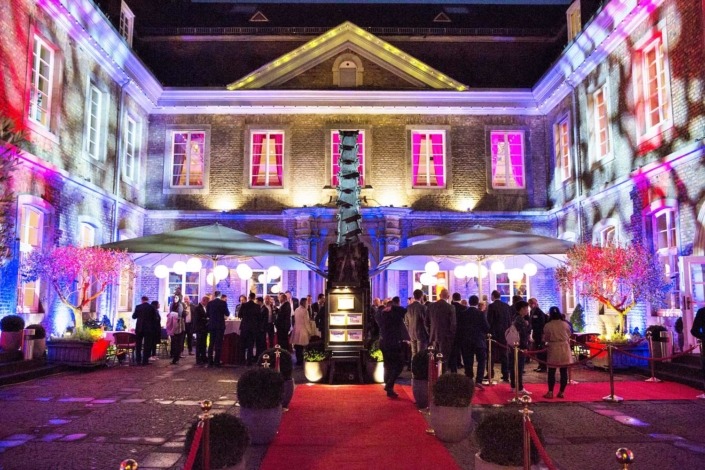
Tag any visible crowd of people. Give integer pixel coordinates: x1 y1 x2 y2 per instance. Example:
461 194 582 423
371 288 574 400
131 288 326 368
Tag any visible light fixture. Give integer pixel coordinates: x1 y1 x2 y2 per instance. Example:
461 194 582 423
271 284 281 294
466 263 479 278
154 264 169 279
453 265 467 279
419 272 432 286
490 260 505 273
173 261 187 275
508 268 524 282
206 272 216 286
425 261 440 276
236 263 253 280
413 282 423 291
479 265 489 279
214 264 229 281
258 273 266 284
268 265 282 280
523 262 538 277
186 257 202 272
428 276 439 286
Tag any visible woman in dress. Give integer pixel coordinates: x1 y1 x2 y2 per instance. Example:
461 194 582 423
291 297 315 366
166 297 186 365
542 306 572 398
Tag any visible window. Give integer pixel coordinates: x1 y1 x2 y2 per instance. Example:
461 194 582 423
412 271 448 302
250 131 284 188
117 268 133 311
633 28 672 143
490 131 524 189
652 207 680 311
333 54 363 87
28 35 55 129
331 131 364 187
566 0 581 42
17 205 44 313
411 130 445 188
554 118 571 182
600 226 617 247
85 85 104 161
170 131 205 188
123 115 139 183
563 283 577 315
79 223 96 247
494 272 528 304
590 85 611 161
168 272 200 305
248 270 282 296
119 1 135 47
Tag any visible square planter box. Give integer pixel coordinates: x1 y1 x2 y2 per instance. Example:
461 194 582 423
47 339 110 367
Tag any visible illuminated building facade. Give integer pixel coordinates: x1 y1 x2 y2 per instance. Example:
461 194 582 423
0 0 703 342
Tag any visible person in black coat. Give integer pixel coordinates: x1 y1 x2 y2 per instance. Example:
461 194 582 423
207 291 230 367
275 293 292 351
486 290 513 381
375 297 409 398
150 301 162 358
133 296 156 365
529 298 547 372
691 307 705 379
459 295 490 388
255 297 268 359
192 295 209 365
449 292 467 373
239 292 262 365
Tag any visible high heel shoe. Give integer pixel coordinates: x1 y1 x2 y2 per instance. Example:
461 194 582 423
543 391 553 399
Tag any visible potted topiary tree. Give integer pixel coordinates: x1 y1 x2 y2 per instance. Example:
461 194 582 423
237 367 284 444
411 351 430 409
366 344 385 384
0 314 25 351
474 411 543 469
303 347 330 383
26 323 46 359
258 347 295 408
184 412 250 470
430 373 475 443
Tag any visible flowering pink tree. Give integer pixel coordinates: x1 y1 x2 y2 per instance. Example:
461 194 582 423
555 243 670 333
22 246 134 330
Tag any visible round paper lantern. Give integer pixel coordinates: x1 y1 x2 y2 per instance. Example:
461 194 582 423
453 265 467 279
437 277 447 286
173 261 187 275
154 264 169 279
206 272 216 286
523 262 538 277
186 257 202 272
214 264 229 281
425 261 440 276
413 282 423 291
466 263 479 278
419 273 432 286
258 273 266 284
267 265 282 281
428 276 439 286
508 268 524 282
490 260 505 274
479 265 489 279
236 263 253 280
271 284 281 294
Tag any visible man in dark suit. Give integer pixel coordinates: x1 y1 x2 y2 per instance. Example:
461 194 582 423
275 292 292 351
207 290 230 367
459 295 490 389
449 292 467 373
405 289 429 359
192 295 209 365
529 297 547 372
133 296 156 365
311 294 326 334
425 288 457 366
486 289 513 381
375 297 409 398
238 292 261 365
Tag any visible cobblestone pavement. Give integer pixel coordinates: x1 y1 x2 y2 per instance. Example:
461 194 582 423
0 357 704 469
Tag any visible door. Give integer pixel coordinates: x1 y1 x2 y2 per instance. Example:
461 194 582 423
681 256 705 349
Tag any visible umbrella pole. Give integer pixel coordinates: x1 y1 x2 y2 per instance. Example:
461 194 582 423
476 259 483 301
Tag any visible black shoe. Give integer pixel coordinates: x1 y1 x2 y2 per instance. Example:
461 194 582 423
386 390 399 398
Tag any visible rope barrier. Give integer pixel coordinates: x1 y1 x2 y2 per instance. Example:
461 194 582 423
612 343 700 362
525 419 557 470
183 421 204 470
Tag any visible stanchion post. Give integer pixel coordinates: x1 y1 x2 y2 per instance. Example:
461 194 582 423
697 340 705 399
519 395 533 470
509 342 521 403
200 400 213 470
262 353 270 368
484 334 495 386
436 353 444 377
603 343 623 402
120 459 138 470
644 332 661 383
615 447 634 469
274 344 281 372
425 346 437 434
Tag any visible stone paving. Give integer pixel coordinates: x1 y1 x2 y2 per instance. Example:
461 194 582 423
0 356 704 469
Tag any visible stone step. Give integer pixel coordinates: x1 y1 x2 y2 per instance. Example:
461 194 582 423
0 358 66 386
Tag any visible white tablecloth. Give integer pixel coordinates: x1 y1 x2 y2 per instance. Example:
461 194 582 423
225 319 241 335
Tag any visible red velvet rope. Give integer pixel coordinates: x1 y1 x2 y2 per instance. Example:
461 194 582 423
183 421 204 470
613 343 700 361
490 339 606 368
525 419 557 470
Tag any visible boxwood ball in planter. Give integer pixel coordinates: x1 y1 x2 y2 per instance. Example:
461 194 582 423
237 367 284 444
0 314 26 351
433 372 474 407
184 413 250 470
474 411 542 468
258 347 293 380
1 315 25 332
430 373 475 443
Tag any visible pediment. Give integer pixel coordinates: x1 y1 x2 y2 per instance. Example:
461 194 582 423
227 22 467 91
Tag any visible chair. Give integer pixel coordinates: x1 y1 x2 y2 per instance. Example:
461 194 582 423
113 332 137 365
155 328 170 358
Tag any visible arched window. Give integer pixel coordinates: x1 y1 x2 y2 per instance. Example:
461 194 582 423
332 54 364 88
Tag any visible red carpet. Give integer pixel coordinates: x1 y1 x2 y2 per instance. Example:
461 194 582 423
405 380 703 405
260 384 461 470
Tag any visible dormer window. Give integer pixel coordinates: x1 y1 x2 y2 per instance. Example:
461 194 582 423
249 11 269 22
433 12 451 23
119 1 135 47
332 54 364 88
566 0 581 42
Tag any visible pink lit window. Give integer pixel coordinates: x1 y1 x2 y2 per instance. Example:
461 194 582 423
171 131 205 187
633 31 672 142
553 119 571 181
250 131 284 187
331 131 364 187
411 131 445 188
490 131 524 189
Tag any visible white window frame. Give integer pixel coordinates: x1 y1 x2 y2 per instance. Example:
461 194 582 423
330 129 365 188
28 35 55 130
554 117 571 183
117 267 133 312
411 130 447 189
167 271 201 306
17 205 44 314
491 272 530 304
249 130 285 189
412 270 449 302
563 282 577 316
123 114 140 184
489 130 526 191
84 84 105 161
119 1 135 47
566 0 581 42
79 223 96 248
591 84 612 162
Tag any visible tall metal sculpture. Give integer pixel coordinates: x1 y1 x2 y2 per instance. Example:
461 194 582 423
335 131 363 245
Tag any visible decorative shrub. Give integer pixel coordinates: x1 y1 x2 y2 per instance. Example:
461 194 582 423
433 373 474 407
258 347 293 380
411 351 429 380
303 348 329 362
237 367 284 409
100 315 113 331
115 318 126 332
1 315 25 332
368 347 384 362
26 324 46 339
474 411 542 466
570 303 586 333
184 412 250 470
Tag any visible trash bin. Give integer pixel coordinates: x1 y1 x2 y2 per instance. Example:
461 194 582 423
653 331 672 362
22 328 35 361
